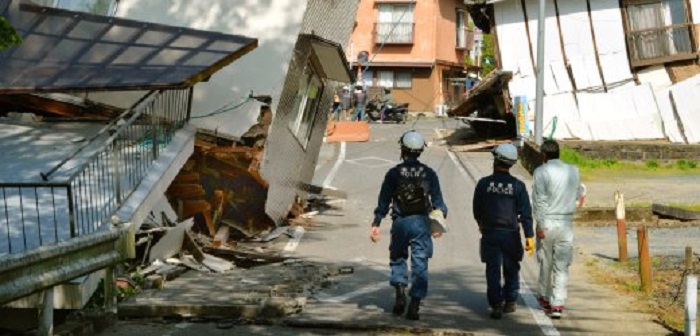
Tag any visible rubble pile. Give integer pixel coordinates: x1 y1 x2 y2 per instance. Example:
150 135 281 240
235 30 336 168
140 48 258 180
114 127 348 320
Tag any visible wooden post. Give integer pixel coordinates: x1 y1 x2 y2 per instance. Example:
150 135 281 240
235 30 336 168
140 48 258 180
686 246 694 272
686 275 698 336
615 190 628 263
37 287 53 336
637 225 652 293
104 266 116 316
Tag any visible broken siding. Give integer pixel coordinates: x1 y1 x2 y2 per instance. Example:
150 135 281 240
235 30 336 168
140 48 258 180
494 0 670 142
261 0 358 224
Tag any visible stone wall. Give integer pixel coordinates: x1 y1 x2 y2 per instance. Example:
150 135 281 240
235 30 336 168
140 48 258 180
561 141 700 161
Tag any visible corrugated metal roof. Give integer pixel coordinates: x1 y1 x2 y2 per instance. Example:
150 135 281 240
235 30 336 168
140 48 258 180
0 0 258 93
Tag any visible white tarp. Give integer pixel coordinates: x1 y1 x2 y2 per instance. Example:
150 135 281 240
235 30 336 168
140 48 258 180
654 88 685 143
494 0 536 102
588 0 634 87
542 93 578 139
524 0 573 95
668 74 700 143
576 84 664 141
692 0 700 24
557 0 604 90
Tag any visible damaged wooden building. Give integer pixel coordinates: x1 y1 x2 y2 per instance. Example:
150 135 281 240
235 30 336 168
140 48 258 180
0 0 356 332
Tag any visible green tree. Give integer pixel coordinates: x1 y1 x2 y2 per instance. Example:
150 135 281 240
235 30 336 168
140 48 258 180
480 33 495 77
0 17 22 51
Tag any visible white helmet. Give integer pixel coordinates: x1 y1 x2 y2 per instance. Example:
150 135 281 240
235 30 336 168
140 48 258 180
492 143 518 166
399 130 425 153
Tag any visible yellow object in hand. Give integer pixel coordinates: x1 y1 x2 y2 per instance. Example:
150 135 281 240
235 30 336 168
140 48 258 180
525 237 534 256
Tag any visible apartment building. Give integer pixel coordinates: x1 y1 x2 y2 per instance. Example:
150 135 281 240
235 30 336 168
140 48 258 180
349 0 474 112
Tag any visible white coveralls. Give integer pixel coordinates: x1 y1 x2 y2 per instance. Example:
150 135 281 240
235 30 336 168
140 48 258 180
532 159 584 308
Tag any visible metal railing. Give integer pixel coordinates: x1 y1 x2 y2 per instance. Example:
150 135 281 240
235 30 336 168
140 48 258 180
628 23 696 67
0 88 192 255
374 22 414 44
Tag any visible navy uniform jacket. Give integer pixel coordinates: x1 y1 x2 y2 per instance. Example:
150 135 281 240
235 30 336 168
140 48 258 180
373 158 448 226
473 171 533 238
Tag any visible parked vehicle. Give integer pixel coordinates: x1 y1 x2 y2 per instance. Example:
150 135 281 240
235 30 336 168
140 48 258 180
365 100 408 124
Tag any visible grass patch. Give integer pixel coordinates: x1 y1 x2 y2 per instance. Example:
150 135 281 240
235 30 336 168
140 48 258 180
585 255 693 332
668 203 700 212
560 147 700 180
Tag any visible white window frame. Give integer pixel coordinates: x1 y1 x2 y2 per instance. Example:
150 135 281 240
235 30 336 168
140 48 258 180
456 10 468 49
376 3 415 44
288 62 324 149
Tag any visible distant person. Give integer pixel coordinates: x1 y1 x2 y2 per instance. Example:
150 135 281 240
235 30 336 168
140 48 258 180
352 84 367 121
330 89 342 121
379 87 394 124
533 140 586 319
473 143 534 320
341 86 353 121
370 130 448 320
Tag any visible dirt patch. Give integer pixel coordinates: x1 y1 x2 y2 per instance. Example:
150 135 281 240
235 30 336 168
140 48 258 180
585 253 697 333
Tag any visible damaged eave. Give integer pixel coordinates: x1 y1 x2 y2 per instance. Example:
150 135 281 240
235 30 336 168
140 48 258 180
451 70 512 117
305 34 354 83
0 93 123 119
0 1 258 94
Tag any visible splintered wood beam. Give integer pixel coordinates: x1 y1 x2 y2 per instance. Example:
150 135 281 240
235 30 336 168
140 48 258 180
0 94 120 119
173 172 201 184
213 226 230 247
167 184 206 200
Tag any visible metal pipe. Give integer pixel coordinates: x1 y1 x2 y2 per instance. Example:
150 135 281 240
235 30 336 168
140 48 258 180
534 0 546 145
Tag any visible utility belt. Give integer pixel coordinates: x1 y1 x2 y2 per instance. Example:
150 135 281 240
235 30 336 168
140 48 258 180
479 226 518 233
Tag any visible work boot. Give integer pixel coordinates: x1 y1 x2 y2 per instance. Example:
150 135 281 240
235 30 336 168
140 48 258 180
503 301 517 313
550 306 564 319
406 298 420 320
490 302 503 320
392 285 407 315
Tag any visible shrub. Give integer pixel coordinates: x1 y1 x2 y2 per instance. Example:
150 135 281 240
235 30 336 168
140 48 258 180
645 160 659 169
676 160 697 170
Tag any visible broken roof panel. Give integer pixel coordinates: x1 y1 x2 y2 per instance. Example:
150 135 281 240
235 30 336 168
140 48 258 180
0 0 258 93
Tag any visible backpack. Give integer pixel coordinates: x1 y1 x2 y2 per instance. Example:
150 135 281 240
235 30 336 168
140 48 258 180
395 166 430 216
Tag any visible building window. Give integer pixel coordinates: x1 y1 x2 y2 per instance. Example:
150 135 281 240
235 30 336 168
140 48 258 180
378 70 393 88
376 4 415 44
376 70 412 89
289 62 324 149
456 10 468 49
395 71 412 88
33 0 119 16
623 0 695 67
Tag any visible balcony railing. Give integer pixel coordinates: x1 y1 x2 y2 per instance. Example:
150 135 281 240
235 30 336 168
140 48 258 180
627 23 696 67
0 88 192 255
374 22 415 45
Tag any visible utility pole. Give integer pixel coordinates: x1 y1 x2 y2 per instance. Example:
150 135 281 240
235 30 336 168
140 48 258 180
534 0 546 145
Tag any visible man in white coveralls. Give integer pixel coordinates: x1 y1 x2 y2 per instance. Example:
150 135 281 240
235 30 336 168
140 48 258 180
533 139 585 319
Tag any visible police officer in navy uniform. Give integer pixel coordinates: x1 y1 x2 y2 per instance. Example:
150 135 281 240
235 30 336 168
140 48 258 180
473 143 534 319
370 130 448 320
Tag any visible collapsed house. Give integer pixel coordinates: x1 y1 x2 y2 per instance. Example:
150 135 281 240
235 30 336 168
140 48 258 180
0 0 357 330
459 0 700 143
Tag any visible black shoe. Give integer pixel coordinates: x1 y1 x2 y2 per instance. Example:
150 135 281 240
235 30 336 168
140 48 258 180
490 303 503 320
503 301 516 313
392 285 407 316
406 298 420 320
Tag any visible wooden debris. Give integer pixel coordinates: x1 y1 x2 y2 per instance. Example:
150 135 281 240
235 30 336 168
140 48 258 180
167 184 206 200
213 226 230 247
201 253 235 273
148 219 193 263
203 246 288 264
182 230 205 262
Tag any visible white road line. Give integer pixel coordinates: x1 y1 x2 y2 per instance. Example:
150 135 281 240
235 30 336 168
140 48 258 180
322 141 346 188
446 134 560 336
314 281 386 303
520 281 561 336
